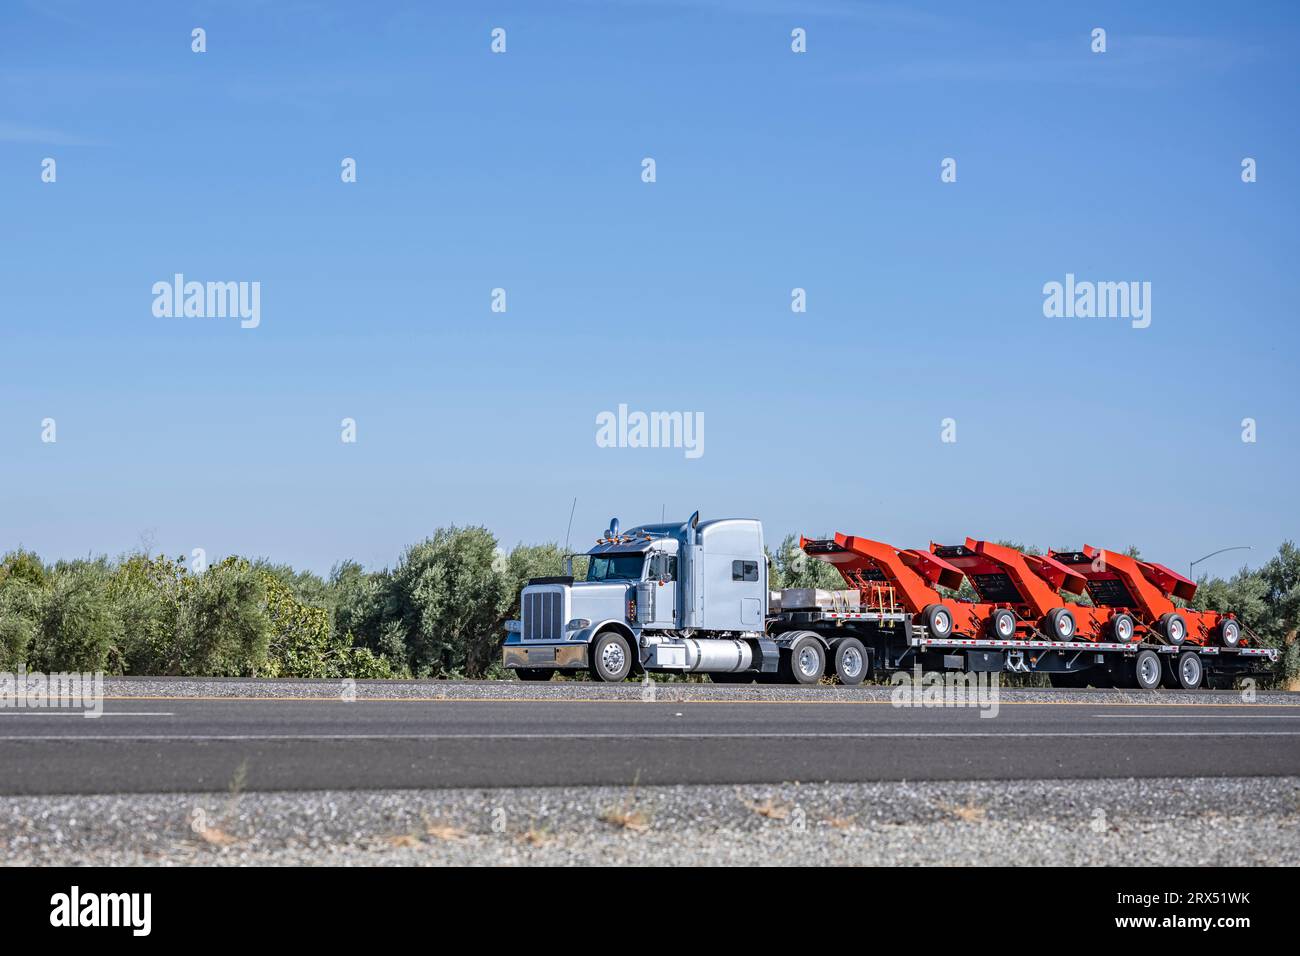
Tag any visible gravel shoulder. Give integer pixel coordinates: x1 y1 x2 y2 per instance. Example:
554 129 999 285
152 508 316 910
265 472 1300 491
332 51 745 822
100 676 1297 705
4 777 1297 866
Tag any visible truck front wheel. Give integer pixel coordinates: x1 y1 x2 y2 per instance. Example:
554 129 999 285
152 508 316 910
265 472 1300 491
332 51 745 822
589 631 633 682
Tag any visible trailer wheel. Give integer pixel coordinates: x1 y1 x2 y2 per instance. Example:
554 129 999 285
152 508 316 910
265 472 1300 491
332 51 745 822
514 668 553 681
921 604 953 639
832 638 868 685
1044 607 1075 640
988 609 1016 640
1110 613 1136 643
589 631 633 682
781 637 826 684
1175 651 1204 690
1133 649 1163 690
1218 619 1241 647
1159 612 1187 646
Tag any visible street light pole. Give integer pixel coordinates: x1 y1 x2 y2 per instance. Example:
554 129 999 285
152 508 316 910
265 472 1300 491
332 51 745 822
1189 546 1252 580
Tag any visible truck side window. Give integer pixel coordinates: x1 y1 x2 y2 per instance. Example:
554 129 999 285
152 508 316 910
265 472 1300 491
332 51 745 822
666 556 677 581
731 560 759 582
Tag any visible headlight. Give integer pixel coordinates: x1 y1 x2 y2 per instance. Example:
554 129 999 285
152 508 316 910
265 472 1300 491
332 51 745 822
566 618 591 630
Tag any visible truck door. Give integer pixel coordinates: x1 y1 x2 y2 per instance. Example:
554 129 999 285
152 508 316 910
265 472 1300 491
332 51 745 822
648 552 678 627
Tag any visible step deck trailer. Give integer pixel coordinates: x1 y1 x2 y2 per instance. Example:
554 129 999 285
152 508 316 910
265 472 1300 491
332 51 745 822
796 535 1276 690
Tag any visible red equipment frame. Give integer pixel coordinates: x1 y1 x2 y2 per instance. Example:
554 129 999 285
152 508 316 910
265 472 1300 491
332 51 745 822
930 538 1125 642
1049 546 1244 647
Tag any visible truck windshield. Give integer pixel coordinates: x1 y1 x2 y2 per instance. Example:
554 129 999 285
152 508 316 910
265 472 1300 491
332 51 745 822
586 554 645 582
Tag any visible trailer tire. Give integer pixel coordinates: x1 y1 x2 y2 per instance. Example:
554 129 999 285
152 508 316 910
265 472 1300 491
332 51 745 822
1219 619 1241 647
1045 607 1075 641
921 604 953 639
589 631 633 683
514 668 553 681
1110 613 1136 643
1133 649 1163 690
1175 651 1204 690
831 638 869 685
781 636 826 684
1160 612 1187 646
988 609 1016 640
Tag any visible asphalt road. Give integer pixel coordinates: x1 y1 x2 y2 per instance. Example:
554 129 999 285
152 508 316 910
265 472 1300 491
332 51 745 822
3 689 1299 794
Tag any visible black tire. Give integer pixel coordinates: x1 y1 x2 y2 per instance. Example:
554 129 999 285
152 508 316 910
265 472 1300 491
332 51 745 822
1133 649 1163 690
1110 612 1136 644
1218 619 1241 647
781 637 826 685
921 604 953 639
988 609 1016 640
1159 612 1187 646
589 631 633 682
515 668 553 681
1175 651 1204 690
1044 607 1076 641
831 638 869 685
709 672 756 684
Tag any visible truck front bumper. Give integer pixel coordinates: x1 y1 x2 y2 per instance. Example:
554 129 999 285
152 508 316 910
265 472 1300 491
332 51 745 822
502 641 588 670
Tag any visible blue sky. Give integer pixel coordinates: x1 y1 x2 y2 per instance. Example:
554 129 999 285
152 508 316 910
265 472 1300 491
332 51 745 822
2 0 1297 578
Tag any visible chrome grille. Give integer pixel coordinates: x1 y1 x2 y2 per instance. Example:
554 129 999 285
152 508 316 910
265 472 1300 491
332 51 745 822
523 590 563 641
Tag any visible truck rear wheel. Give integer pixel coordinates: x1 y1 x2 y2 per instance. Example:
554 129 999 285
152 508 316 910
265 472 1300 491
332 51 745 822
1175 651 1204 690
781 637 826 684
831 638 868 685
1133 649 1163 690
589 631 633 682
515 668 553 681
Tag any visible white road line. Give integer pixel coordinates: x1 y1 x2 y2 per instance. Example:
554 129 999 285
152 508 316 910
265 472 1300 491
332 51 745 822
1093 713 1300 719
2 731 1299 742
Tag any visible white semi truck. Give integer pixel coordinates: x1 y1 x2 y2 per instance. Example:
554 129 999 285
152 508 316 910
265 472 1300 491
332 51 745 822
500 513 1278 688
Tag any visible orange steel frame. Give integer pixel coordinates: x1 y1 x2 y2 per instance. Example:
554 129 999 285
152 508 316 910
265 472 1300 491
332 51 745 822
930 538 1116 641
1050 545 1241 647
800 533 993 637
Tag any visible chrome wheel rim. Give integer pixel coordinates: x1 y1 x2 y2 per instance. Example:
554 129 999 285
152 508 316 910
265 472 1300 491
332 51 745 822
1181 656 1200 685
841 647 863 679
797 646 820 678
601 641 625 674
1139 657 1159 686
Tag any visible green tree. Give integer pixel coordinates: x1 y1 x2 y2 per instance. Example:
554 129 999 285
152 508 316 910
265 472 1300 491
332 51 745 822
30 561 121 672
384 527 508 677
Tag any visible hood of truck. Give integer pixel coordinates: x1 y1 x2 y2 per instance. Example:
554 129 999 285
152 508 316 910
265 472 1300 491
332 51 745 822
520 580 631 642
568 581 631 624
